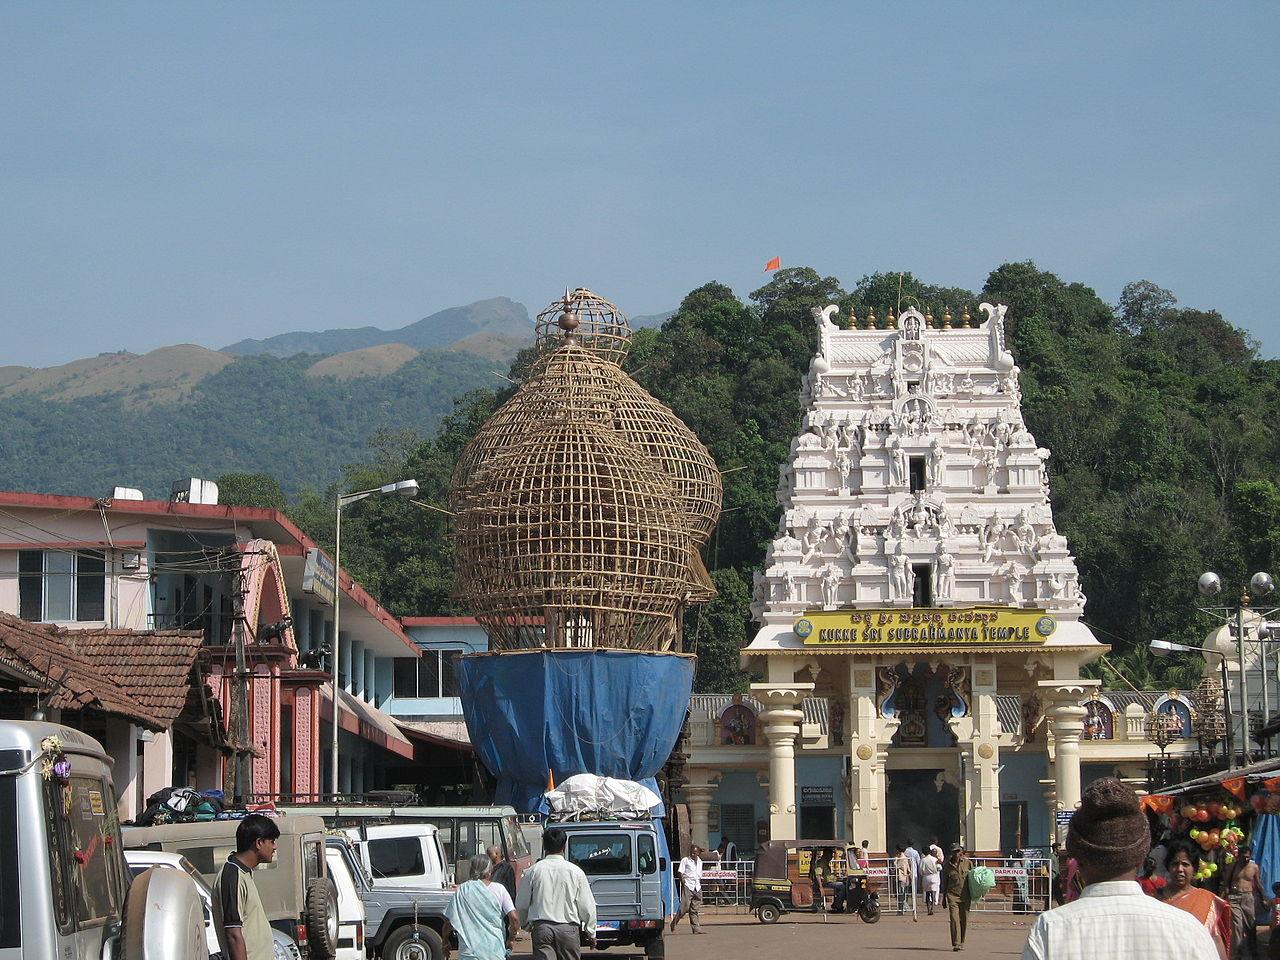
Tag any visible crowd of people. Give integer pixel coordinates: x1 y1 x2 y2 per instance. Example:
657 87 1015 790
211 783 1275 960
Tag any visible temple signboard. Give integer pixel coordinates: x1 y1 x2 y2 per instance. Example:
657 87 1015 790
793 606 1056 646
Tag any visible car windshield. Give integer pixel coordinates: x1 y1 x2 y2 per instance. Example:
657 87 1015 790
567 834 633 876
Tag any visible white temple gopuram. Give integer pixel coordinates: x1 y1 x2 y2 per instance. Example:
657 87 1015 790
677 303 1206 856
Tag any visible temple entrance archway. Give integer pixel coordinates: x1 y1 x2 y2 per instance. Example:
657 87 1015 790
885 767 959 852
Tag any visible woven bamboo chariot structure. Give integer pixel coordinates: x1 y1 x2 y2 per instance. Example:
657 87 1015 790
450 288 723 652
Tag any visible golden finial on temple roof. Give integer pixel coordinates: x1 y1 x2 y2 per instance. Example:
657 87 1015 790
867 306 877 328
887 308 897 329
942 308 953 329
961 305 971 328
847 305 857 328
925 309 934 328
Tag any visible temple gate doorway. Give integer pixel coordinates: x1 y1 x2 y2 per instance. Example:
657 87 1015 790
885 768 960 852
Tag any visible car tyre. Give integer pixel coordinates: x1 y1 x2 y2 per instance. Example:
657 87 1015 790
304 878 340 959
382 923 445 960
643 934 666 958
756 902 781 924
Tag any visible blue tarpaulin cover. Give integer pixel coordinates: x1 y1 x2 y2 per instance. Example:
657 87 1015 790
456 649 694 915
456 649 694 810
1253 813 1280 901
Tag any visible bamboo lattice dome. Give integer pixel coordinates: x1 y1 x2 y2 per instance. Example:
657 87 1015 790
450 290 723 651
451 346 723 549
534 288 632 366
453 417 692 651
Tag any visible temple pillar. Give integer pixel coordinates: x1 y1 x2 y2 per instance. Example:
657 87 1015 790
846 662 887 851
968 661 1001 852
1040 780 1058 848
752 682 814 840
1041 679 1097 840
684 771 720 851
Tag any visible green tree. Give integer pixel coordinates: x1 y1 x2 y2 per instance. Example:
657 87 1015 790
216 472 287 510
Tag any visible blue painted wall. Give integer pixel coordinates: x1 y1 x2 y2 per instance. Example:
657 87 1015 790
998 750 1050 848
384 622 490 716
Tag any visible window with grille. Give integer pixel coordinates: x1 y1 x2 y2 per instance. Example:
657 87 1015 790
393 649 464 697
18 550 106 622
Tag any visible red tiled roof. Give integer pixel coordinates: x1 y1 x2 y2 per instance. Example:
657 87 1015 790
0 611 202 730
69 626 205 726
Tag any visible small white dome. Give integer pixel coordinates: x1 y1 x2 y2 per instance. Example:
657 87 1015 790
1205 610 1266 669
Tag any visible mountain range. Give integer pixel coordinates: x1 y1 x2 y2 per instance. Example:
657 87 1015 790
0 297 672 499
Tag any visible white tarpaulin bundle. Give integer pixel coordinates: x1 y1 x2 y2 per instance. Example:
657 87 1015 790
545 774 662 816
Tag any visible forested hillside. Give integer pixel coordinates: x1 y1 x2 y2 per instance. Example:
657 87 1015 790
284 262 1280 695
0 349 497 497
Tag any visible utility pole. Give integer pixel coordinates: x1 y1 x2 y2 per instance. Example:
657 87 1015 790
1238 599 1252 766
228 568 252 804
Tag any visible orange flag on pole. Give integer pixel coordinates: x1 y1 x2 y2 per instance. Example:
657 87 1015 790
546 769 556 792
764 256 781 272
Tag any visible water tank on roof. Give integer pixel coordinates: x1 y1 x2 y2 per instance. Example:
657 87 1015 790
111 487 145 501
170 478 219 506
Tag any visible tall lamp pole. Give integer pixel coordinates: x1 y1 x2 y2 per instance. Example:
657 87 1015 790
330 478 419 797
1194 571 1279 766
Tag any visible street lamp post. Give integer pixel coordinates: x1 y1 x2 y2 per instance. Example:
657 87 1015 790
1194 571 1279 766
330 478 419 797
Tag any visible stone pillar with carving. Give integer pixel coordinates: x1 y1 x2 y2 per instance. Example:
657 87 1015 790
1041 679 1097 839
967 660 1002 852
684 771 720 851
847 663 888 851
752 682 814 841
1039 779 1058 848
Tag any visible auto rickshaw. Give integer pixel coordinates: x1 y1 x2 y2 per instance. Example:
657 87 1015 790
750 840 880 923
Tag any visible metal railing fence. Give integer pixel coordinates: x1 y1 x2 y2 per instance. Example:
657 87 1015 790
697 856 1053 915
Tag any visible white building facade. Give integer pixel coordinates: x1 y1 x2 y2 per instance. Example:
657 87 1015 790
682 303 1168 855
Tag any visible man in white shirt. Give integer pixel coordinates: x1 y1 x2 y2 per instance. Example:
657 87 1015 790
515 828 597 960
671 845 705 934
1021 778 1218 960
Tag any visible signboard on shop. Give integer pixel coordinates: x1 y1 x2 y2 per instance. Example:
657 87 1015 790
800 786 834 805
302 548 337 606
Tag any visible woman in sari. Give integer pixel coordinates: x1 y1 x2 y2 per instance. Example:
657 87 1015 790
443 854 518 960
1162 839 1233 960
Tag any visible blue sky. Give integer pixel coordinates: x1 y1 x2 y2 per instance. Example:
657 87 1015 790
2 3 1277 366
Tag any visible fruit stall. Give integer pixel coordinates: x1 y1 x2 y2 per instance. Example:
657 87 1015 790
1141 758 1280 894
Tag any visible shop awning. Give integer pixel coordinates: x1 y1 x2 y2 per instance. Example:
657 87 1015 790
320 682 414 760
397 719 474 752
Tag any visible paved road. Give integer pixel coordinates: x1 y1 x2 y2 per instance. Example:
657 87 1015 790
511 910 1040 958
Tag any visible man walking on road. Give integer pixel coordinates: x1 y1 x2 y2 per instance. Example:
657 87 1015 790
944 843 971 950
515 828 597 960
214 814 280 960
672 845 705 933
895 844 914 916
1020 777 1218 960
905 839 922 894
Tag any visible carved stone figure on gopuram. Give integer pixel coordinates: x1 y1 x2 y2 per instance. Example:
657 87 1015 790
743 300 1106 854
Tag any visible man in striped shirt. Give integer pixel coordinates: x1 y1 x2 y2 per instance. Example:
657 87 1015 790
214 815 280 960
